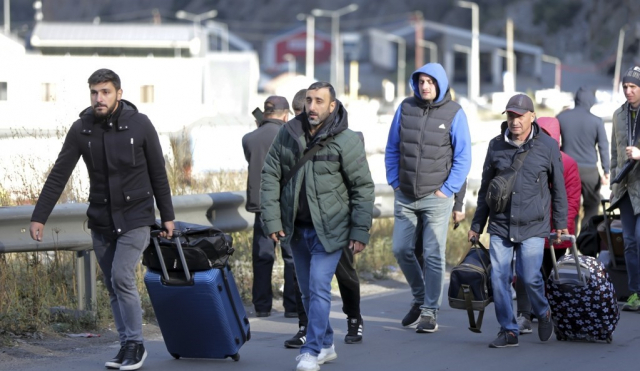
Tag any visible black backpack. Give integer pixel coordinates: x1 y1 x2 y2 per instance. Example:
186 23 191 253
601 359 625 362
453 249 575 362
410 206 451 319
448 239 493 333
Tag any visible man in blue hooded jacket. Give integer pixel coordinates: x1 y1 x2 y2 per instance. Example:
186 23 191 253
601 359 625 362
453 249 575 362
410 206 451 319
385 63 472 333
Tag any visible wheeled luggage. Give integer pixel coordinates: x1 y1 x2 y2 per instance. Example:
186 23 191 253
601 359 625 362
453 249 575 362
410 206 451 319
546 234 619 343
448 237 493 333
144 229 250 360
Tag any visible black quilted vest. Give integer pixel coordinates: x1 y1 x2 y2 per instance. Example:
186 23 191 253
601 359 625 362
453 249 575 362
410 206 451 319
398 92 461 199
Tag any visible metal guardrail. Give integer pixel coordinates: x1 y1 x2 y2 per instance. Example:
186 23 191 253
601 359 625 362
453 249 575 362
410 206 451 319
0 184 395 311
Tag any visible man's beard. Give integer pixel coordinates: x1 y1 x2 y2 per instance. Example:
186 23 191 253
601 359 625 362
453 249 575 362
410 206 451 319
308 111 328 127
93 102 117 119
308 117 321 126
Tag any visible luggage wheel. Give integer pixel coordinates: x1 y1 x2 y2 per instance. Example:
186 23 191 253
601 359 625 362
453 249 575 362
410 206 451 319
170 353 180 359
231 353 240 361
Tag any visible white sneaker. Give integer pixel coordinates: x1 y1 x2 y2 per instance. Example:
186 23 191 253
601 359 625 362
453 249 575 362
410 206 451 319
317 344 337 364
296 353 320 371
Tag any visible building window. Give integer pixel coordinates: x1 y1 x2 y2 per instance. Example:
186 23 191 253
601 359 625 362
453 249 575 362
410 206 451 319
0 82 7 101
140 85 154 103
42 83 57 102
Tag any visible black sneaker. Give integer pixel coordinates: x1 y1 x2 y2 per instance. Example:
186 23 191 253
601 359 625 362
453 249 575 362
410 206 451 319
104 345 125 369
284 326 307 349
119 342 147 371
416 315 438 333
489 331 519 348
538 310 553 342
401 304 422 327
344 317 363 344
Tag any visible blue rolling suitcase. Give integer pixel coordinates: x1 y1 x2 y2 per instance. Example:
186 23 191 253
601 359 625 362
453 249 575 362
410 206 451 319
144 230 250 361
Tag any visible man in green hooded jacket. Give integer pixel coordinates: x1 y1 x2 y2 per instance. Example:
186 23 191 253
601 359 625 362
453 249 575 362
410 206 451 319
261 81 374 371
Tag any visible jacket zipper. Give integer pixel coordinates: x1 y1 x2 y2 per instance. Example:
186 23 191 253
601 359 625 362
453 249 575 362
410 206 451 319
88 142 96 169
415 106 431 196
131 138 135 166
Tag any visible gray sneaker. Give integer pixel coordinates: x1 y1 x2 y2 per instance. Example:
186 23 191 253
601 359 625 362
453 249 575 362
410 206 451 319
489 331 519 348
517 314 532 334
416 315 438 333
538 310 553 342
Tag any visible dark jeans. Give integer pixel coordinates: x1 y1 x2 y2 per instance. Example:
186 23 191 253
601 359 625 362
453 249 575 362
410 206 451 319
516 247 567 317
252 213 296 313
578 166 602 231
293 241 361 327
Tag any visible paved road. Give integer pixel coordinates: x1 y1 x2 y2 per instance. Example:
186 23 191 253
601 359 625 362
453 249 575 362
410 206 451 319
9 282 638 371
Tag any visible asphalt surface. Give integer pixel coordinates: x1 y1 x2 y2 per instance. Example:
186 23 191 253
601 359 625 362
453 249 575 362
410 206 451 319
7 282 639 371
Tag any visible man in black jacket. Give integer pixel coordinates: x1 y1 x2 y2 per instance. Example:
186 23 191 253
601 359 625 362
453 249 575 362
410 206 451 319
557 87 610 230
469 94 568 348
242 96 297 318
29 69 174 371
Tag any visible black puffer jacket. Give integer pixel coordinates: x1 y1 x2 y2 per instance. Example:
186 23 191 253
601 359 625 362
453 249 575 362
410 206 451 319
471 122 567 242
31 100 174 236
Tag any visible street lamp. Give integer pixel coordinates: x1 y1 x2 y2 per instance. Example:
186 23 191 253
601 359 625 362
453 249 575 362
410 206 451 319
311 4 358 97
297 13 315 79
176 9 219 54
457 1 479 102
541 54 561 91
417 39 438 63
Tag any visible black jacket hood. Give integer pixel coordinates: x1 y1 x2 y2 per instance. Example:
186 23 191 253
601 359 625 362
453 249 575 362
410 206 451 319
574 87 595 109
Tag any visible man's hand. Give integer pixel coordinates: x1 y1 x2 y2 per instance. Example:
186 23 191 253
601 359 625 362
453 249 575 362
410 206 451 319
452 211 465 224
349 240 366 255
626 146 640 161
269 230 285 243
468 230 479 243
555 228 570 244
30 222 44 241
435 189 448 198
161 220 175 239
601 173 610 186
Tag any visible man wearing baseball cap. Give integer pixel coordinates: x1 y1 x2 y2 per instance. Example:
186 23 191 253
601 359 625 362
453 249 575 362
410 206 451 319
469 93 568 348
242 95 297 318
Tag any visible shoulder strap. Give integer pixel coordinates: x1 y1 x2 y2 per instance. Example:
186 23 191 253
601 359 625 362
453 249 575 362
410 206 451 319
511 140 533 171
281 135 333 187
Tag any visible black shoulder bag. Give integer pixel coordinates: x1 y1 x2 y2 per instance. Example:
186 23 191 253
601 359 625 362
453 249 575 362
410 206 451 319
485 146 530 214
281 135 333 187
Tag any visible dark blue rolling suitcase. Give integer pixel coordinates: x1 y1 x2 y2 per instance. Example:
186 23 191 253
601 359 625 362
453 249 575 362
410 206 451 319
144 230 250 361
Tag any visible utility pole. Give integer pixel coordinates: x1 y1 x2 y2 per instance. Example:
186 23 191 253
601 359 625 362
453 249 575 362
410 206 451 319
413 11 424 69
506 18 515 92
613 27 626 96
3 0 9 35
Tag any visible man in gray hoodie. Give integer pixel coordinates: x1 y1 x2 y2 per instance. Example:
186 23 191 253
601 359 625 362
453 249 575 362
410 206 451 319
556 87 610 230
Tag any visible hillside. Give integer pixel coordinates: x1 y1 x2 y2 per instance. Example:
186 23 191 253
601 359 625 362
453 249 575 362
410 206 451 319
3 0 638 73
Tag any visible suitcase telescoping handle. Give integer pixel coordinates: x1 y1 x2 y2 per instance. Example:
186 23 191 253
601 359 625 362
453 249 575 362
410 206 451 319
548 233 585 285
601 199 619 269
150 230 192 283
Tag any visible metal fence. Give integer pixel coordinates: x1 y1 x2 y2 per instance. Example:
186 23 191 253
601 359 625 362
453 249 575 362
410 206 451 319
0 185 395 311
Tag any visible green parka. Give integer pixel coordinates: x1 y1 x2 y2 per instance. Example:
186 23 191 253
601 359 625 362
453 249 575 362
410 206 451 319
260 100 374 252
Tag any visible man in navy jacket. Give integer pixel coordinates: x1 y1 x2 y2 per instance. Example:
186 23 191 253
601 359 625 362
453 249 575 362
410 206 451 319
469 94 568 348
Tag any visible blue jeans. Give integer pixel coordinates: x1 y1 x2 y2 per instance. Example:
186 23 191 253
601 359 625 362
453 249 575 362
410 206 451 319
92 226 150 345
392 190 453 318
619 194 640 293
290 226 342 356
490 235 549 335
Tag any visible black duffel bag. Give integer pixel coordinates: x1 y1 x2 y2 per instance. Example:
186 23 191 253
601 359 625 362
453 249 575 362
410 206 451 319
448 238 493 333
143 221 234 272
